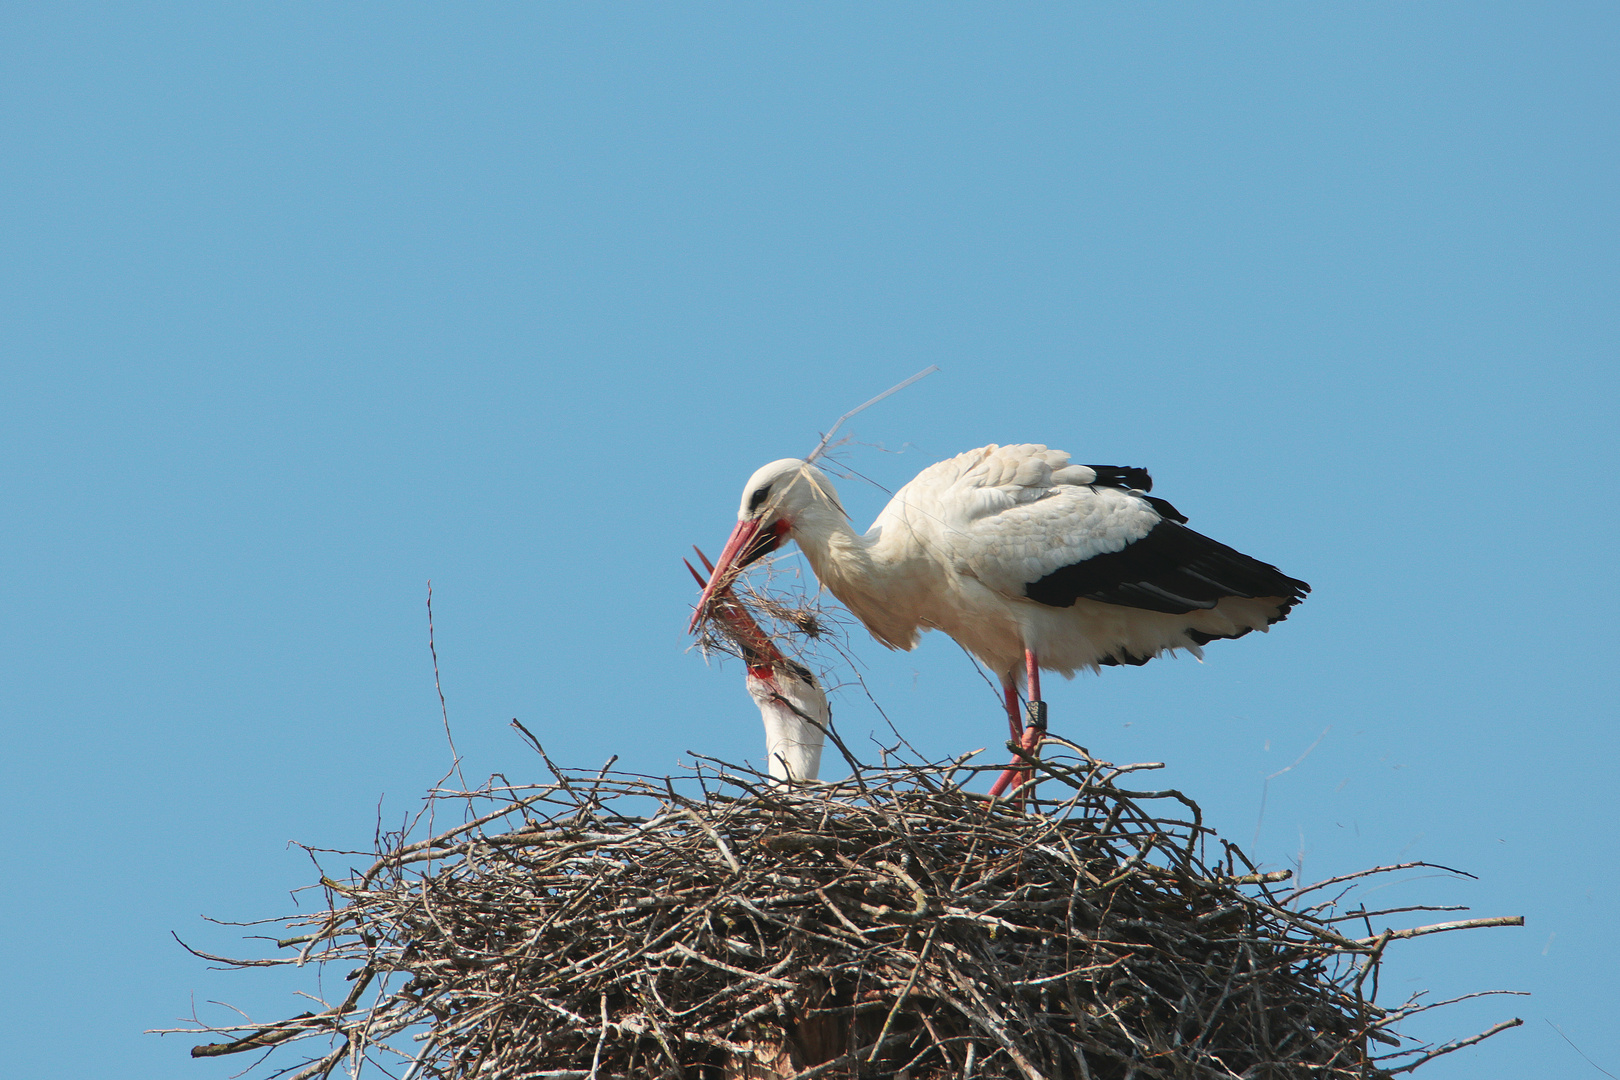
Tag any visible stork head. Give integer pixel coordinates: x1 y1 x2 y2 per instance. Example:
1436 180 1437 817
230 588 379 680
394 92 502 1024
688 458 843 633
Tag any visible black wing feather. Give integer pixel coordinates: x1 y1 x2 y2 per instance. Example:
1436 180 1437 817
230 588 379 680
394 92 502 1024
1141 495 1188 524
1025 520 1310 616
1085 465 1153 492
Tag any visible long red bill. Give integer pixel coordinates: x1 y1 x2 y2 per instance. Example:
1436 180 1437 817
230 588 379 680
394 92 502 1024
686 518 762 634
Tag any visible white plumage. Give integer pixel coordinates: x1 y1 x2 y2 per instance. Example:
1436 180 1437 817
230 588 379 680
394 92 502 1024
748 662 828 783
691 443 1308 793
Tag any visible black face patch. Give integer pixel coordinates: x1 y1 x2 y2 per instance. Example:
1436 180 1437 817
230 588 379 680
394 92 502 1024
747 484 773 516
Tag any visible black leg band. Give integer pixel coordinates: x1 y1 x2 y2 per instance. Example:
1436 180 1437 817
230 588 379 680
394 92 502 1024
1026 700 1047 729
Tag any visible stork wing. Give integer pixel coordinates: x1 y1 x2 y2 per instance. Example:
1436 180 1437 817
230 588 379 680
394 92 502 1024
1021 516 1309 614
884 444 1308 617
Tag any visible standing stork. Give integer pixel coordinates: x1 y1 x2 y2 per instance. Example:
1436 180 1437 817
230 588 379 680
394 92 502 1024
689 444 1308 796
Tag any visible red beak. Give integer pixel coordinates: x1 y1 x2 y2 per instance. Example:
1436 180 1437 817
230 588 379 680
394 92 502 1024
687 518 764 634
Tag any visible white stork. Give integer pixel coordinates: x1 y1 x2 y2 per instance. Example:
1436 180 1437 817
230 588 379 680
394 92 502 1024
689 444 1308 795
685 557 828 782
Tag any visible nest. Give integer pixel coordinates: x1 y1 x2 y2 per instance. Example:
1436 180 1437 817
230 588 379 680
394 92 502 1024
172 731 1522 1080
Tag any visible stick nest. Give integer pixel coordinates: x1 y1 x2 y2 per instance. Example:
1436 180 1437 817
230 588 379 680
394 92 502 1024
175 739 1521 1079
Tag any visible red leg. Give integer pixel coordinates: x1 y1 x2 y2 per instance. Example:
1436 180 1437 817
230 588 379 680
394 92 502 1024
988 762 1022 799
1003 675 1023 742
1022 648 1046 745
990 650 1048 802
1018 649 1045 793
988 672 1024 799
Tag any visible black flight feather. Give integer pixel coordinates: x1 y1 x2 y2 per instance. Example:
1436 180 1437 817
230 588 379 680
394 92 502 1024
1024 520 1310 617
1141 495 1188 524
1084 465 1153 492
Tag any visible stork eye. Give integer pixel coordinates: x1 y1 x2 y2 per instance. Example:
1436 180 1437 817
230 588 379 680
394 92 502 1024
747 484 773 515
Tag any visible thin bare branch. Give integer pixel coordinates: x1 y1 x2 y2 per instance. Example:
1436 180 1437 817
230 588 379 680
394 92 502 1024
804 365 939 465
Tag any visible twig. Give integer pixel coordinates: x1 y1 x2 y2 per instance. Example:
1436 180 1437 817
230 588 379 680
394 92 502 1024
1357 915 1524 944
1546 1020 1620 1079
426 582 466 791
1385 1017 1524 1074
805 366 939 465
1253 725 1330 846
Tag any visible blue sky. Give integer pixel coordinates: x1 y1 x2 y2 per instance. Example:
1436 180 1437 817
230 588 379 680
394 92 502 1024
2 5 1615 1077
